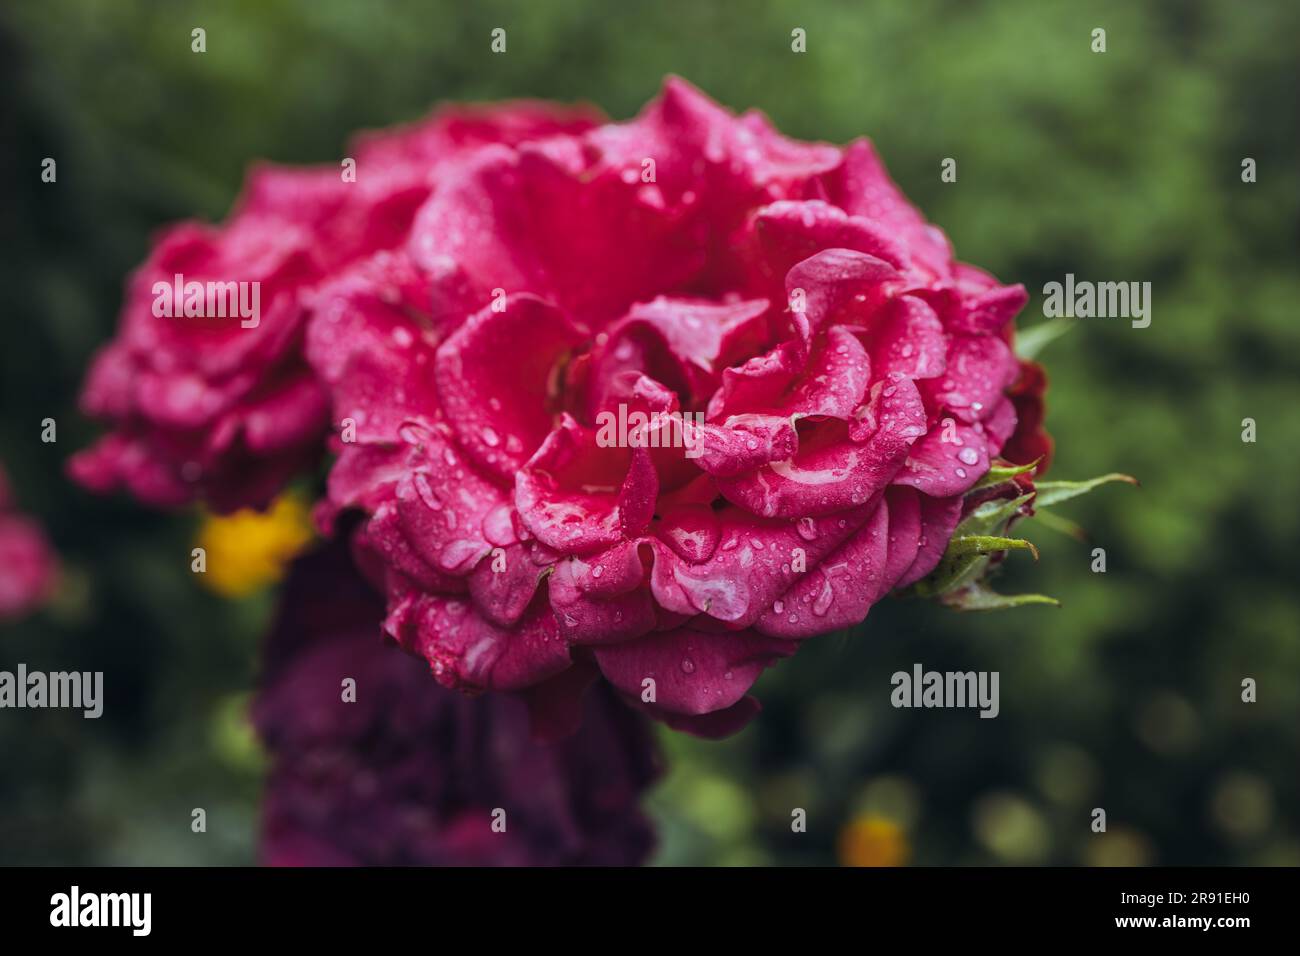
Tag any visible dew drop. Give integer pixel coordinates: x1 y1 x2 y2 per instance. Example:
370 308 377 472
812 578 835 616
414 473 442 510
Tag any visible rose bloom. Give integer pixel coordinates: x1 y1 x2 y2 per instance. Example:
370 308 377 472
254 538 658 866
70 103 599 512
310 78 1047 736
0 465 58 621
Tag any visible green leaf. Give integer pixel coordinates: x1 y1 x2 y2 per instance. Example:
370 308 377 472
969 459 1040 493
896 472 1132 610
1029 507 1088 541
1034 473 1138 508
900 494 1037 599
939 583 1061 612
954 492 1035 538
946 535 1039 560
1014 317 1074 361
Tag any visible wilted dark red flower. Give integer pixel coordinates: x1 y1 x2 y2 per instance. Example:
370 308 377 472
310 78 1039 735
253 538 659 866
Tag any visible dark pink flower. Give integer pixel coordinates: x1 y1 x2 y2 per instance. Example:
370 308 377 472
254 537 658 866
313 79 1037 735
0 465 58 621
70 102 601 512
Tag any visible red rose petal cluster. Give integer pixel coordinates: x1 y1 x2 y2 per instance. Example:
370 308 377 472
311 79 1038 736
70 103 599 512
74 79 1046 736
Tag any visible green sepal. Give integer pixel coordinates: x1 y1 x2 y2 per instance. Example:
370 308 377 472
945 535 1039 560
1014 317 1074 361
955 492 1035 537
1033 473 1138 508
901 493 1036 599
1028 508 1087 541
896 469 1135 611
938 583 1061 611
968 459 1040 493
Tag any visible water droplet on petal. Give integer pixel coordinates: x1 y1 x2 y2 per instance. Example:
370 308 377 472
812 577 835 616
414 473 442 510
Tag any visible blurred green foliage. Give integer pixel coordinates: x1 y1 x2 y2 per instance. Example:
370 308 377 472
1 0 1296 865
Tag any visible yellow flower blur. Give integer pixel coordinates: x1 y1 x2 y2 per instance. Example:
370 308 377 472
195 493 314 598
837 813 911 867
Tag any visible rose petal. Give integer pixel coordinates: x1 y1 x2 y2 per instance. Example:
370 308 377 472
515 416 650 555
922 333 1018 424
894 492 964 590
718 377 926 519
398 596 572 693
648 502 875 627
755 497 891 638
436 294 587 481
864 294 947 382
891 417 990 497
593 626 796 716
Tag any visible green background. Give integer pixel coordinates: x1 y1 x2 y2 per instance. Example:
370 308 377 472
1 0 1296 865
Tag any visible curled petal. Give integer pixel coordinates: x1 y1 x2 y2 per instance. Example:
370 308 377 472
397 595 572 694
436 295 587 480
515 416 655 555
593 626 796 716
648 503 875 627
892 417 990 498
922 333 1019 424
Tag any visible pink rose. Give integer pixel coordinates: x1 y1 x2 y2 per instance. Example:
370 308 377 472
70 102 600 512
0 465 59 621
314 79 1034 736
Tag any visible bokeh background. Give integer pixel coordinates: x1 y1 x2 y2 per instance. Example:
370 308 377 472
2 0 1296 865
